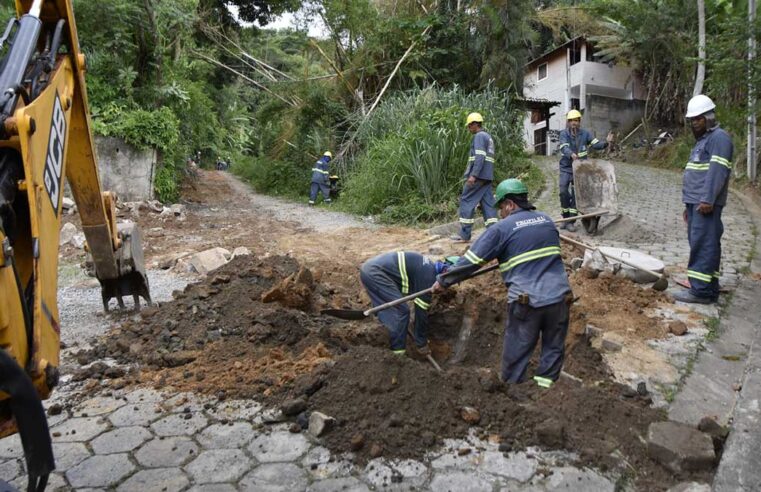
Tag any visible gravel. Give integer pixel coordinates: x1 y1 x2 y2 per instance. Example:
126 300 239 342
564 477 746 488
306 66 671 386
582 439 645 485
222 173 377 232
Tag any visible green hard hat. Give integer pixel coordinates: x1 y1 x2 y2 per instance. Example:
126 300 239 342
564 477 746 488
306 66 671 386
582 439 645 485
495 178 528 203
445 255 461 265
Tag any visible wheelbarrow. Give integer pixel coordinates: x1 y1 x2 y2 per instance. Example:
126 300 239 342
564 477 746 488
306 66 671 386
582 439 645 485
572 159 619 234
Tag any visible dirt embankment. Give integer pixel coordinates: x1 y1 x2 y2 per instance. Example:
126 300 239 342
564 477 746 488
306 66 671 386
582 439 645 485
77 252 707 490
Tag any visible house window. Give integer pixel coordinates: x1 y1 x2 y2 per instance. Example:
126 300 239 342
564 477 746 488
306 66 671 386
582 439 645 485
531 109 544 124
586 43 596 61
571 98 580 110
537 63 547 81
569 46 582 66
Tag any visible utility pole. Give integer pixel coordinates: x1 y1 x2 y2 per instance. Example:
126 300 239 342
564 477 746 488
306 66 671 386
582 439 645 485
749 0 758 182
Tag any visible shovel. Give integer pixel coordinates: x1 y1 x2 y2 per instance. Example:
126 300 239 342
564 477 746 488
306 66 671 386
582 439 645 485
322 263 500 321
559 234 669 291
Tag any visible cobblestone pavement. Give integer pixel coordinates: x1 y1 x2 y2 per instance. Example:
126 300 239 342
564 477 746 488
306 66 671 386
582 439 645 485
534 157 755 288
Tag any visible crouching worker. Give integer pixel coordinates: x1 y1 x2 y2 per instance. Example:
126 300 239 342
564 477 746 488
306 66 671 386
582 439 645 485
360 252 454 356
433 179 572 388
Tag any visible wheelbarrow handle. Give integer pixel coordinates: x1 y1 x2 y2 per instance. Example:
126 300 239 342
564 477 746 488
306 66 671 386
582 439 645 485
363 263 500 317
559 234 664 280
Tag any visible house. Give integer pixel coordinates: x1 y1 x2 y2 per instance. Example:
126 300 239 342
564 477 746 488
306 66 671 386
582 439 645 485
521 37 647 156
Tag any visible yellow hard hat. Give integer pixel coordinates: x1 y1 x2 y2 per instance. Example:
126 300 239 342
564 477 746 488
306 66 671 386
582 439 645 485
566 109 582 120
466 112 484 126
324 151 333 158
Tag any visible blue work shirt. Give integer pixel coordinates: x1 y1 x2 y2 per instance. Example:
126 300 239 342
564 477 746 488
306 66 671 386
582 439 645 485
465 130 495 181
558 128 607 174
440 210 570 308
683 126 733 207
311 156 331 184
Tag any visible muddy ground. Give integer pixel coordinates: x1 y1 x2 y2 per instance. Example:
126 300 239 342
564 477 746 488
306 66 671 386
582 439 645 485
64 171 711 489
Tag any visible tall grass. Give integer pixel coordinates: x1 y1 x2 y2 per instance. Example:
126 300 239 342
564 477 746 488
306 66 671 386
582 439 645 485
339 86 537 224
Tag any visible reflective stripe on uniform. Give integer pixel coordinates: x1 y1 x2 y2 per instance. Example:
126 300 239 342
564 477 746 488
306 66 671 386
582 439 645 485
590 138 599 145
534 376 553 388
710 155 731 168
687 269 713 282
468 157 475 162
568 208 578 214
500 246 561 272
392 349 406 355
397 252 409 294
713 271 721 279
577 151 588 157
414 298 430 310
312 168 330 174
686 162 710 171
485 218 499 226
475 150 487 156
559 143 569 149
485 157 495 162
459 217 475 224
464 250 486 265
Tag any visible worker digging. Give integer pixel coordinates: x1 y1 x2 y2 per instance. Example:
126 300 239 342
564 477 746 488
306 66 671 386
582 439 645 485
308 151 333 206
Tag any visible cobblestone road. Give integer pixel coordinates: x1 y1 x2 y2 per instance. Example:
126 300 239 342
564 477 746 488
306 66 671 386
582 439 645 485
534 157 755 288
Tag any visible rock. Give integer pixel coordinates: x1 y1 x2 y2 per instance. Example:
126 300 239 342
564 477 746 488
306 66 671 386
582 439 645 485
457 447 471 456
582 249 609 272
697 416 729 440
669 321 688 336
477 368 499 393
601 334 624 352
280 398 307 417
308 412 335 437
570 257 584 269
428 245 444 255
188 247 231 275
370 443 383 458
537 419 565 448
581 267 600 279
170 204 186 216
47 403 63 416
71 233 87 249
666 482 712 492
349 433 365 451
621 386 638 398
585 324 603 338
288 423 302 433
62 197 75 210
231 246 252 259
637 381 649 396
647 421 716 473
59 222 77 246
460 406 481 424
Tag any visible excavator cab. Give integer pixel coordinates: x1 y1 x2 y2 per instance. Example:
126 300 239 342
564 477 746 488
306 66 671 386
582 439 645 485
0 1 152 489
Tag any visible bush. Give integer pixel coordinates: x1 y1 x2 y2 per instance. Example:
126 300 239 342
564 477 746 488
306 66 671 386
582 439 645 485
339 86 537 224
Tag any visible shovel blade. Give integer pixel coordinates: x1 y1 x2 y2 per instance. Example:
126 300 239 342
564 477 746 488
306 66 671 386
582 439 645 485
321 309 369 321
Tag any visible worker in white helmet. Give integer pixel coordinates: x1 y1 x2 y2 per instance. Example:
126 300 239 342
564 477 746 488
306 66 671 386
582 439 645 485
673 95 734 304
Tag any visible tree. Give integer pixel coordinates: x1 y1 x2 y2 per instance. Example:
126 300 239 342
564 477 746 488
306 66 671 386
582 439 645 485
694 0 706 96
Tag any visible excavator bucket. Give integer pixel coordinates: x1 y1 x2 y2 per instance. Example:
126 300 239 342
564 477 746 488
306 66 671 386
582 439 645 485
96 222 151 312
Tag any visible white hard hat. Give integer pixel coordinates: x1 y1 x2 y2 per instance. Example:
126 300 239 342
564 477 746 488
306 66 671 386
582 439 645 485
685 94 716 118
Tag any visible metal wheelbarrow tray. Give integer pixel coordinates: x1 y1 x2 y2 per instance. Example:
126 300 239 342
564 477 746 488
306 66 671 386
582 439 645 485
572 159 620 234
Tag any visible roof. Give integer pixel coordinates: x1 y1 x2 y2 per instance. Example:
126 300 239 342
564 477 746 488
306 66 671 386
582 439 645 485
513 97 561 109
525 36 586 68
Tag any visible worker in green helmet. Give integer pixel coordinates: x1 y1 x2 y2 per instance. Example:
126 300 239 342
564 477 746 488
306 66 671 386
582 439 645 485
434 179 572 389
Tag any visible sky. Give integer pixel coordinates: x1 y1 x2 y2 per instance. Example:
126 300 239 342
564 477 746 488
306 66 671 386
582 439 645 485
228 5 328 38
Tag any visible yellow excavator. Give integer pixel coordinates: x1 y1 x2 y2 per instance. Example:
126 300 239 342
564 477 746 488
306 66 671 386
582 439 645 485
0 1 151 489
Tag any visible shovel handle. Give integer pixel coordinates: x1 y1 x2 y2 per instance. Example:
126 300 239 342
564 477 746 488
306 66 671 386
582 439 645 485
559 234 664 280
363 263 500 316
554 210 609 224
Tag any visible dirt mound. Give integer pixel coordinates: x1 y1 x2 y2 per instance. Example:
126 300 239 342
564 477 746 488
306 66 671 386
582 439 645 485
79 254 703 489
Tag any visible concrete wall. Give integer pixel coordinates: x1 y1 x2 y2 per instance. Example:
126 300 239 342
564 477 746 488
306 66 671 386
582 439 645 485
94 136 156 202
585 94 645 139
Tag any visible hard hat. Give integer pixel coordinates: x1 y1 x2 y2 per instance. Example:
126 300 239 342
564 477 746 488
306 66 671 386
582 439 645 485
466 112 484 126
495 178 528 203
566 109 582 120
324 151 333 158
445 255 461 265
685 94 716 118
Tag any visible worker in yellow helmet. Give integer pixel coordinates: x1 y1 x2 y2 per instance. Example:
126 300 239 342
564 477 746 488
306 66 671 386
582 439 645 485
557 110 613 231
452 112 499 242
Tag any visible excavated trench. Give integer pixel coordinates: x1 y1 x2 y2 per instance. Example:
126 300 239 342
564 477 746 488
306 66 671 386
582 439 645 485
77 254 709 490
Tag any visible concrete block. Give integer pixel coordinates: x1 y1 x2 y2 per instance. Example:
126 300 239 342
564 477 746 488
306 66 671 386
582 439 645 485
307 476 371 492
188 247 231 275
135 436 198 468
248 431 310 463
150 413 208 437
197 422 255 449
116 468 189 492
429 471 494 492
66 454 135 488
90 426 152 454
185 449 252 483
240 463 308 492
51 417 109 442
478 450 537 483
647 421 716 473
109 403 162 427
51 442 91 470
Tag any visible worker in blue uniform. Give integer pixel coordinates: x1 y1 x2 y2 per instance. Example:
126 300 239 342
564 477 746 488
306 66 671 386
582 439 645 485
558 110 613 231
673 95 733 304
434 179 572 388
451 112 498 242
360 252 455 355
309 151 333 206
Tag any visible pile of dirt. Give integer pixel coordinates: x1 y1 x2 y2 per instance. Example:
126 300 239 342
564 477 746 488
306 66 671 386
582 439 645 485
79 253 701 489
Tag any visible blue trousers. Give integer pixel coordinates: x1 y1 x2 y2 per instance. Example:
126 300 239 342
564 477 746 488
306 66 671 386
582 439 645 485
686 203 723 299
501 300 569 383
458 180 497 240
309 182 331 204
359 265 424 350
559 172 577 219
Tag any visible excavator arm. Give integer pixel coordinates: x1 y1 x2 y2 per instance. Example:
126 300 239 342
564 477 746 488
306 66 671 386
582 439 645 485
0 0 152 488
